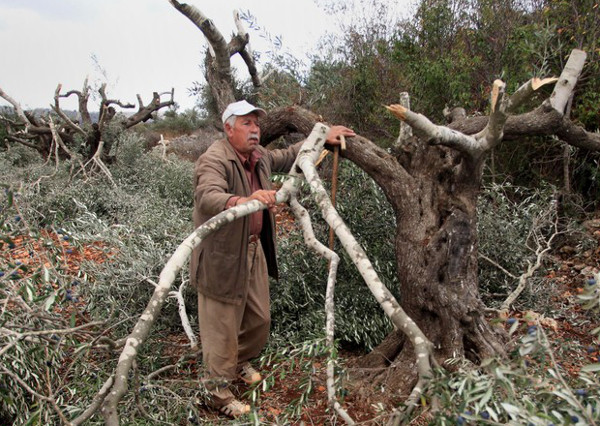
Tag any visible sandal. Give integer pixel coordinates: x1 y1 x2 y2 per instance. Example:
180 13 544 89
219 399 250 418
238 363 262 385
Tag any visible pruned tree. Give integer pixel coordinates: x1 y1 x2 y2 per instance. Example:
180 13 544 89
168 0 261 115
264 51 600 396
0 79 175 164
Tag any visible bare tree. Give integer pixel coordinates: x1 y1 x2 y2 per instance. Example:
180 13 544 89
0 79 175 164
168 0 261 114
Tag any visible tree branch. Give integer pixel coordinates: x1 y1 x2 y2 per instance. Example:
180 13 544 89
387 49 596 161
288 197 354 424
394 92 412 148
168 0 232 82
295 125 438 411
232 10 261 87
0 86 31 126
125 90 175 128
52 84 86 136
386 104 480 155
550 49 587 114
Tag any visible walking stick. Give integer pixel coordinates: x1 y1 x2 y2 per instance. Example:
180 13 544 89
328 135 346 251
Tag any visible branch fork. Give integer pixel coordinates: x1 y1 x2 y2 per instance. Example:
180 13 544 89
94 123 435 425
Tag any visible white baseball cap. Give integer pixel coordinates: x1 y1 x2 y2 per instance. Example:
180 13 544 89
221 100 267 124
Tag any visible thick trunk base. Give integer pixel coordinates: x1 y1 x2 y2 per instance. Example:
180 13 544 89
351 310 505 398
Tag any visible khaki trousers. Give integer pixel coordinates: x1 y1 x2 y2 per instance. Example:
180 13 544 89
198 240 271 392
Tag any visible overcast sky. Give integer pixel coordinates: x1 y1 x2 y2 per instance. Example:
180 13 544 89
0 0 339 112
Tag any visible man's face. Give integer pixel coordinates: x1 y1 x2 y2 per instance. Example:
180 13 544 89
225 113 261 157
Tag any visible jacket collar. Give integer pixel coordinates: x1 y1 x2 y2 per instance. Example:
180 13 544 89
221 138 240 161
222 138 263 165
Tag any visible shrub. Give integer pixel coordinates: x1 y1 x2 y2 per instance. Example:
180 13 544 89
144 108 208 136
0 131 196 424
416 274 600 425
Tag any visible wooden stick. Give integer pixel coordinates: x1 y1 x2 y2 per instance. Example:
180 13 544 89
328 135 345 251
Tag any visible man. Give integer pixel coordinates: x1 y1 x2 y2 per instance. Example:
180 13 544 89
191 100 355 417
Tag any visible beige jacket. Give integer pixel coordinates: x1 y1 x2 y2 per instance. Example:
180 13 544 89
191 138 302 304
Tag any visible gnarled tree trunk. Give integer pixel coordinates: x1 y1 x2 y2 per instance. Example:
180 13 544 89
353 142 501 394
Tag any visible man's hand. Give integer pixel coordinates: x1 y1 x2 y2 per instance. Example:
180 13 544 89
238 189 277 211
325 125 356 146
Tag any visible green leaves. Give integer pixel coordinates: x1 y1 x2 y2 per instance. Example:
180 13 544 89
581 363 600 373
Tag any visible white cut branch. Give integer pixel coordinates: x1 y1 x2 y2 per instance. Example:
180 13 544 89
550 49 587 114
233 9 249 53
169 279 198 350
168 0 230 71
507 77 559 112
289 198 354 424
477 79 507 151
295 126 437 409
387 68 566 159
394 92 412 148
386 104 480 155
0 86 30 127
288 188 355 423
96 122 433 423
477 76 563 152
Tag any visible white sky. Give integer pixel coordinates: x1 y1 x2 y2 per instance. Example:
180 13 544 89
0 0 338 112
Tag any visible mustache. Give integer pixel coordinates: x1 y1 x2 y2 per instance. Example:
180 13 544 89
248 133 260 141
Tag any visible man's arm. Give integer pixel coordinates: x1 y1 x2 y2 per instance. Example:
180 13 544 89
195 153 235 217
232 190 278 211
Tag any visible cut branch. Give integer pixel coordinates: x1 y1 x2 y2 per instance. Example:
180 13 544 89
289 198 354 424
169 279 198 350
550 49 587 114
508 77 558 111
295 125 438 411
394 92 412 148
52 84 86 136
168 0 234 112
386 104 480 155
98 123 434 423
0 86 31 126
125 90 175 128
